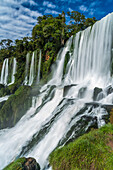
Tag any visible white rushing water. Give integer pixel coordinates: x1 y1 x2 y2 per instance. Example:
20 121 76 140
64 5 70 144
0 58 8 85
9 58 17 85
0 59 7 84
24 53 30 85
24 50 41 86
28 52 35 86
64 13 113 87
0 13 113 169
0 96 9 103
0 58 17 86
4 58 9 85
37 50 42 83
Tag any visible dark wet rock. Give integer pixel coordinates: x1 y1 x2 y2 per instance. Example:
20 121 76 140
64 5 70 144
0 100 6 110
0 85 10 97
102 104 113 112
93 87 102 101
24 157 40 170
0 84 4 89
86 102 100 107
96 91 105 101
63 84 77 97
86 102 113 112
78 87 87 98
105 85 113 95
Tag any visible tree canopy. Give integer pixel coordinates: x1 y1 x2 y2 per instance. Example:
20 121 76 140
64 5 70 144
0 10 97 81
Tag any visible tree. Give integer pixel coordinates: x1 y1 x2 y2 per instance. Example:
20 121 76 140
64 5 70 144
67 11 97 36
0 39 13 49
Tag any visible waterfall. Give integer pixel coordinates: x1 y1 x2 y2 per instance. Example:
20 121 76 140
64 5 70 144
48 37 73 86
0 59 7 84
24 53 30 85
25 51 38 86
37 50 42 83
0 58 16 86
64 13 113 87
28 52 35 86
0 13 113 170
8 58 17 85
0 96 9 103
0 58 9 85
4 59 8 85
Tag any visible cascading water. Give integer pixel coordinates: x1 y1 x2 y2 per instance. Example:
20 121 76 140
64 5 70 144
4 58 8 85
28 52 35 86
24 53 30 85
8 58 17 85
64 13 113 87
0 13 113 169
0 58 17 86
24 50 39 86
24 50 42 86
0 59 7 84
0 58 8 85
37 50 42 83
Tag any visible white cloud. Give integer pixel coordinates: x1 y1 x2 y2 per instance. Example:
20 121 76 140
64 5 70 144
90 2 96 7
89 8 96 16
79 5 88 12
29 0 38 6
68 8 73 12
44 9 59 15
0 0 42 40
43 1 56 8
55 0 82 2
17 14 37 23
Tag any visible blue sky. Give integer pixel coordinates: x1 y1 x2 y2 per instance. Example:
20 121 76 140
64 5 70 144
0 0 113 41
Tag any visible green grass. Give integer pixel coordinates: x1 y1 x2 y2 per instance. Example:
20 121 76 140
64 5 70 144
3 157 26 170
49 123 113 170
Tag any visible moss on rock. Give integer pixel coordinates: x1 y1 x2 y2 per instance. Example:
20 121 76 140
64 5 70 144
110 109 113 124
4 157 26 170
0 85 32 129
3 157 40 170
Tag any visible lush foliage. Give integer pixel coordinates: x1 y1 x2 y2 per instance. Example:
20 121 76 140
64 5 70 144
4 157 26 170
0 86 32 129
3 157 40 170
0 11 97 129
0 11 97 82
49 123 113 170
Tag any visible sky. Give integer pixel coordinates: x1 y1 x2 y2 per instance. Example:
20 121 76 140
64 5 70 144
0 0 113 41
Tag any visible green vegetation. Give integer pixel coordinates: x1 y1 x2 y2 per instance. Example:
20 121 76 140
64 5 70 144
0 86 32 129
0 11 97 129
49 123 113 170
3 157 40 170
110 109 113 124
4 157 26 170
0 11 97 82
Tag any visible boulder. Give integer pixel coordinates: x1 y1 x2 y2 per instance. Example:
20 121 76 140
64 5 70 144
93 87 102 101
63 84 77 97
24 157 40 170
78 87 87 98
0 84 4 89
105 85 113 95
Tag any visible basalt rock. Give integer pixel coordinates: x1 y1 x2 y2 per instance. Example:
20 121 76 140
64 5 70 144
93 87 102 101
24 157 40 170
105 85 113 95
63 84 77 97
